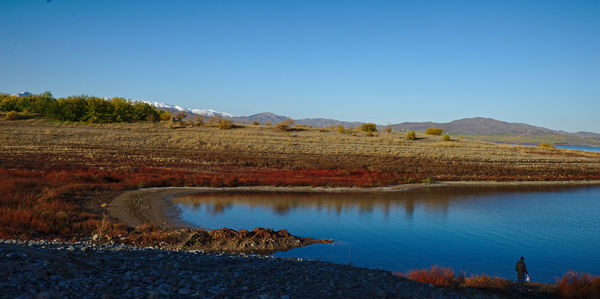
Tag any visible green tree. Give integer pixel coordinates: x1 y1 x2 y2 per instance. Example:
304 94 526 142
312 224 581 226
56 96 88 121
132 102 159 121
86 97 115 123
111 97 135 122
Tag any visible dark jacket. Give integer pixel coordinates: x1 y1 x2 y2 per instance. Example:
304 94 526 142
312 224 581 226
516 260 528 274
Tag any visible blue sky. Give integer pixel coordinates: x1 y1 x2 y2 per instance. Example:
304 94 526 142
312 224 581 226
1 0 599 132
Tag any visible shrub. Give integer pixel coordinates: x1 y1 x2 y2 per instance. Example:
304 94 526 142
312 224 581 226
443 134 451 141
5 110 19 120
422 177 432 184
537 142 555 149
556 271 600 299
159 110 172 122
407 130 417 141
402 266 456 287
360 123 377 133
253 120 260 126
425 128 444 135
337 126 345 133
217 118 234 129
276 119 294 131
266 121 272 126
384 125 392 133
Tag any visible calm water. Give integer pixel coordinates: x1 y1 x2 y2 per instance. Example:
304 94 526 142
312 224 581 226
176 185 600 283
557 145 600 153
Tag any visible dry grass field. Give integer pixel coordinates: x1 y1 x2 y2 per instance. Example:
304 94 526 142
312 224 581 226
2 118 599 182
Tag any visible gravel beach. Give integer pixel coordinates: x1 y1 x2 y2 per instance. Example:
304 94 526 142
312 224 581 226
0 239 499 299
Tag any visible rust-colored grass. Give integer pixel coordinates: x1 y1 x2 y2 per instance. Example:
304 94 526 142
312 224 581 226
397 266 600 298
402 266 456 287
556 271 600 299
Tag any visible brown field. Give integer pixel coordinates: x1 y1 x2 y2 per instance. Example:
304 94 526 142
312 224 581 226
3 118 600 182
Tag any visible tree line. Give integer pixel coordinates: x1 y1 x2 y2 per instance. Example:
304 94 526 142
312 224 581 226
0 92 171 123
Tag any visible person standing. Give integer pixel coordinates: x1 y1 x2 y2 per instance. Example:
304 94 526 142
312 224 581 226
515 256 528 286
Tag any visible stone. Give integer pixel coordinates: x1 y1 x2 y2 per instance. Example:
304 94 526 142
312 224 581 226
34 292 51 299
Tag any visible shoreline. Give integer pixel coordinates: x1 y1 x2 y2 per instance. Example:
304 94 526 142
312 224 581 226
108 180 600 229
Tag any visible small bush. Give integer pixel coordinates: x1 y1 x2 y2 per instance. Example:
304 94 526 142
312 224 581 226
425 128 444 135
407 130 417 141
252 120 260 126
537 142 555 149
5 110 19 120
384 125 392 133
276 119 294 131
266 121 272 126
556 271 600 299
403 266 456 287
360 123 377 133
158 110 172 122
217 118 234 129
337 126 345 133
443 134 451 141
422 177 432 184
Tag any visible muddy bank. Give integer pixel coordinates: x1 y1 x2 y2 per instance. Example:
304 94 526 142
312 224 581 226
107 188 330 253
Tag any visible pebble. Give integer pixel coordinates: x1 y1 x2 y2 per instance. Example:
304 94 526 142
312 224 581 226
0 239 480 298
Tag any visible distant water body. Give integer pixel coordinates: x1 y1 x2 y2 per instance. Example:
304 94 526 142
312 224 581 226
176 185 600 283
556 145 600 153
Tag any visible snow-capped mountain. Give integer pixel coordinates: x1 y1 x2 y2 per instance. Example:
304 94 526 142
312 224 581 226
11 91 32 97
142 101 233 118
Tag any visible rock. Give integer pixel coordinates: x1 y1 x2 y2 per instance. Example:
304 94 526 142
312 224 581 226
34 292 51 299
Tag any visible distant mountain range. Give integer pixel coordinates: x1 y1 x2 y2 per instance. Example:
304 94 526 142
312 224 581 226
9 93 599 144
146 101 600 145
391 117 600 139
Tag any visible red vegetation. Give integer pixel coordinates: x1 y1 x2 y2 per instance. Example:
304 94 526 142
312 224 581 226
0 164 414 240
396 266 509 290
401 266 457 287
556 271 600 299
397 266 600 298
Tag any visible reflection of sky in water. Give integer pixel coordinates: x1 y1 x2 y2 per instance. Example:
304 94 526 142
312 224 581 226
177 185 600 283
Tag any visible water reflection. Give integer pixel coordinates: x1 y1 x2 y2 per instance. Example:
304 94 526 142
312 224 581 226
174 185 585 219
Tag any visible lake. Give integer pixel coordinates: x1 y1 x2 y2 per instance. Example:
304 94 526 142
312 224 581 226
175 185 600 283
557 145 600 153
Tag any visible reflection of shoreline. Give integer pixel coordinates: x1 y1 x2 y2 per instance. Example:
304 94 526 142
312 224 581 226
173 183 600 217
